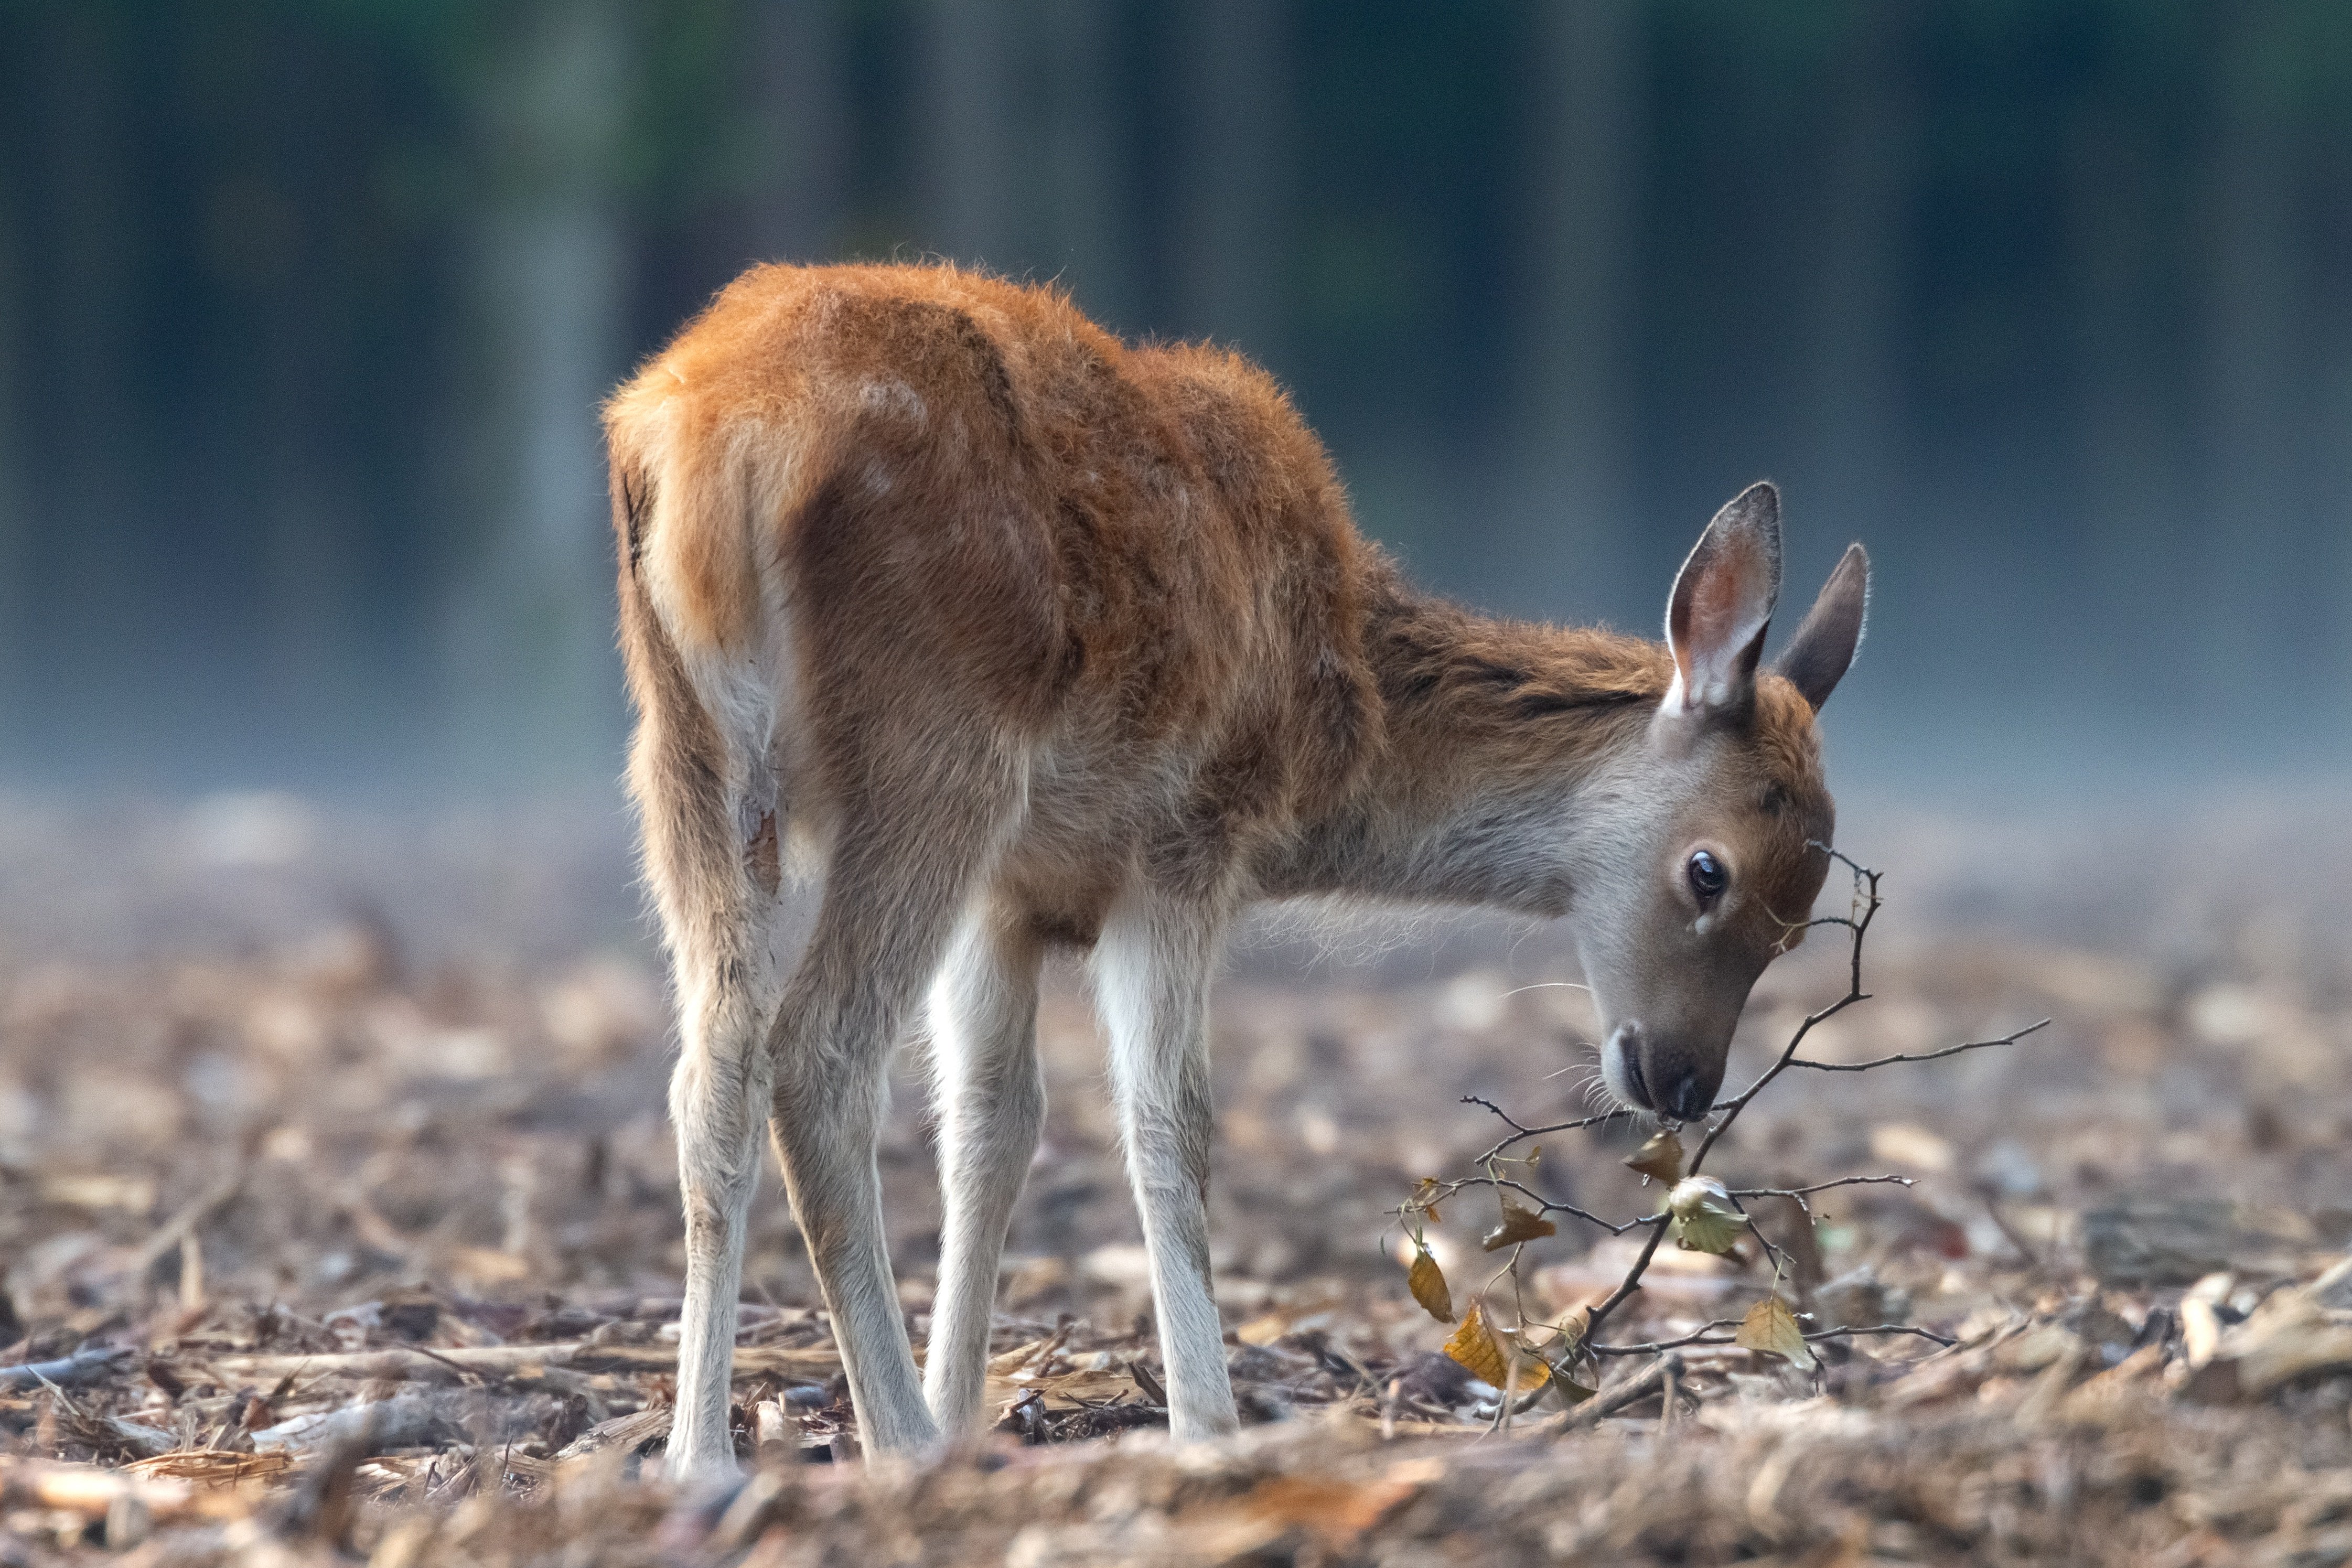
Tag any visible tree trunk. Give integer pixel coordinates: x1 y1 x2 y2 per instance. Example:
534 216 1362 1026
1168 0 1291 366
1805 2 1917 578
916 0 1024 272
444 0 633 786
1038 0 1136 331
2197 0 2303 727
2066 100 2181 731
1499 0 1641 624
746 0 848 264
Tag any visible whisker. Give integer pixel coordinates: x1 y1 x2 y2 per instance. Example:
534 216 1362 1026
1499 981 1592 1000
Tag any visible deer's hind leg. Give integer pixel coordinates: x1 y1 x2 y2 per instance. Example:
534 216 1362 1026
622 585 802 1483
763 726 1023 1455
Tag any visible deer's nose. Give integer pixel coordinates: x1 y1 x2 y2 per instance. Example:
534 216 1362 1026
1608 1024 1723 1119
1663 1070 1712 1120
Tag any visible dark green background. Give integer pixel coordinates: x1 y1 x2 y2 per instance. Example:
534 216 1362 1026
3 1 2347 795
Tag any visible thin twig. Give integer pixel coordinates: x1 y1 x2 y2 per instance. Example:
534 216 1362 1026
1724 1175 1915 1200
0 1346 133 1393
1590 1322 1956 1356
1787 1018 2050 1073
1413 851 2036 1394
1459 1097 1637 1167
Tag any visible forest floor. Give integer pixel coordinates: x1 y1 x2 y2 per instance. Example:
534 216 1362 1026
4 789 2352 1565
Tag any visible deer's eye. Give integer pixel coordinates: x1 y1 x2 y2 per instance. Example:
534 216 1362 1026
1687 850 1728 904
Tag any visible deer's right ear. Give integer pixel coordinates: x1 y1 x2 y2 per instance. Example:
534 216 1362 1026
1775 543 1869 711
1663 481 1782 717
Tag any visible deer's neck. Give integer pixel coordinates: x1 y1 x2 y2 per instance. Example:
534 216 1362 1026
1259 573 1672 915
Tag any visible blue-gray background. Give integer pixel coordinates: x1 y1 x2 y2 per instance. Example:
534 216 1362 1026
3 0 2349 801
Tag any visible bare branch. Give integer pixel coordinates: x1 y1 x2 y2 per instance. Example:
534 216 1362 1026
1724 1174 1915 1200
1589 1321 1957 1356
1404 852 2006 1408
1788 1017 2050 1073
1460 1096 1637 1167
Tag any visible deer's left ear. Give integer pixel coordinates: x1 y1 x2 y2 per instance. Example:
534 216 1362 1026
1664 481 1782 716
1775 543 1870 711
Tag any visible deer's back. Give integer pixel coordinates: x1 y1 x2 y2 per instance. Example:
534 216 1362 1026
607 263 1382 889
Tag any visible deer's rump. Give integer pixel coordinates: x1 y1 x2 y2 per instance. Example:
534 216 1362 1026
606 263 1381 843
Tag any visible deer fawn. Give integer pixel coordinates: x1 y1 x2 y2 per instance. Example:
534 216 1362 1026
605 262 1867 1476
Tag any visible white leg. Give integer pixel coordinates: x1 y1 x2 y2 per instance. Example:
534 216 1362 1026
922 907 1046 1436
1090 895 1239 1441
664 871 811 1483
766 792 1011 1455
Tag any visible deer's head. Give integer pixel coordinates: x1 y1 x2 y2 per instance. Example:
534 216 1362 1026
1578 482 1868 1120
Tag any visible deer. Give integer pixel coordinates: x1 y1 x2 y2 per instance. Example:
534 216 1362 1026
604 262 1868 1478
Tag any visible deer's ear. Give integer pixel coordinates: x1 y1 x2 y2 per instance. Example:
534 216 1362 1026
1664 481 1782 716
1775 543 1869 711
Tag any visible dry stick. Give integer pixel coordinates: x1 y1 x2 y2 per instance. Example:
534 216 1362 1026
1458 1099 1637 1167
0 1345 134 1392
1548 1352 1683 1434
198 1341 845 1384
1590 1322 1957 1356
127 1163 246 1278
1785 1025 2049 1075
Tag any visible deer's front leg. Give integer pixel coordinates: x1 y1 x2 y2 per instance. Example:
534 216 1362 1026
1091 895 1239 1441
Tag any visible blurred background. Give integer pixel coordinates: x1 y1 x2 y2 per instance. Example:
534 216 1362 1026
2 0 2351 800
10 12 2352 1513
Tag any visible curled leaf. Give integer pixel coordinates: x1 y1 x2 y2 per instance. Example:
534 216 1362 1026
1736 1294 1817 1370
1624 1129 1686 1184
1407 1248 1453 1323
1443 1300 1551 1391
1668 1176 1743 1254
1481 1195 1559 1252
1443 1300 1507 1386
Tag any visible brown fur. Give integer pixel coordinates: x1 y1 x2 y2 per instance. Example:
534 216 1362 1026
604 262 1859 1469
609 263 1830 937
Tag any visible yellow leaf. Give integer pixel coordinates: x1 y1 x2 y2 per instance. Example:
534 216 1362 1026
1736 1294 1817 1370
1480 1195 1559 1252
1442 1301 1549 1392
1624 1130 1685 1184
1444 1301 1506 1385
1407 1248 1453 1323
1668 1176 1743 1255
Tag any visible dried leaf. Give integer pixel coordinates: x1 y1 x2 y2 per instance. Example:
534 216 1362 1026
1624 1129 1685 1184
1406 1248 1453 1323
1443 1301 1506 1385
1668 1176 1744 1254
1442 1301 1550 1391
1480 1195 1558 1252
1736 1295 1816 1370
